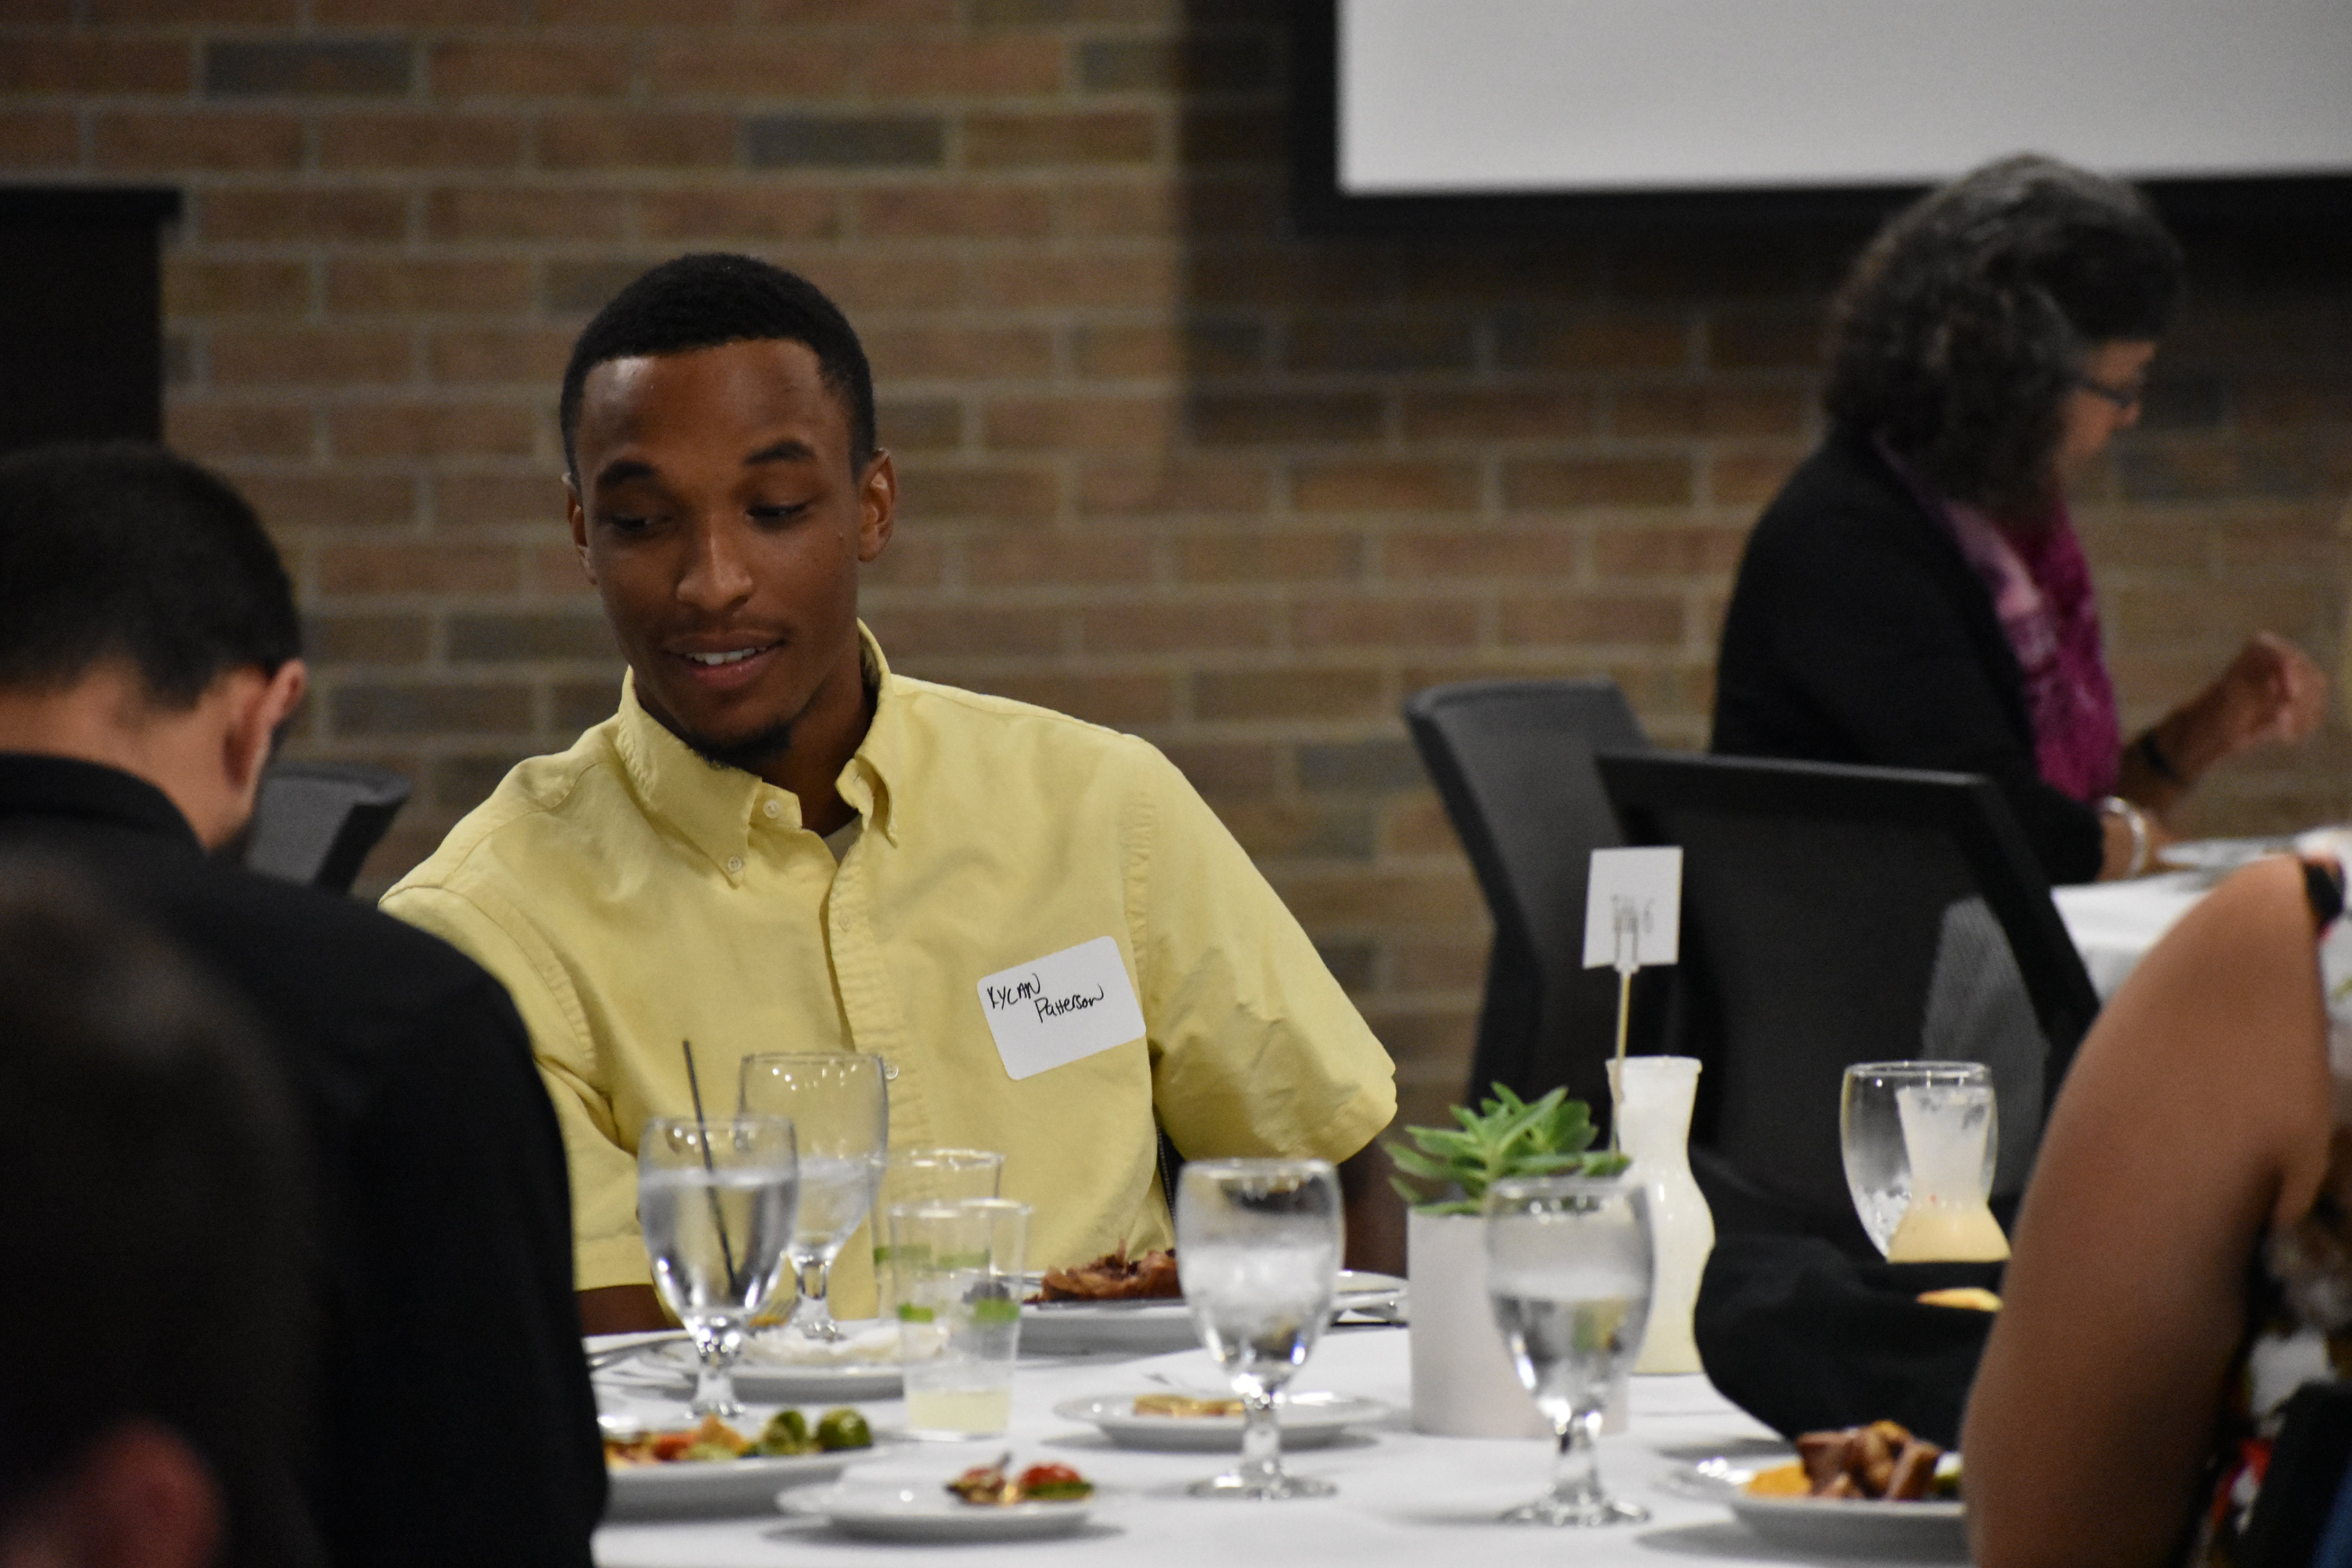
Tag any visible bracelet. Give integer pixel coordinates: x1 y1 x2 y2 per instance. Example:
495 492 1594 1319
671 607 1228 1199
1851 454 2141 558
2099 796 2151 877
2134 730 2185 786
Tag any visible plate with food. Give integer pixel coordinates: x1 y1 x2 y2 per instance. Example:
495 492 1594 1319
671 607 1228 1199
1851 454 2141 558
603 1408 884 1519
1658 1422 1965 1557
784 1458 1098 1543
1021 1249 1406 1354
1053 1389 1392 1451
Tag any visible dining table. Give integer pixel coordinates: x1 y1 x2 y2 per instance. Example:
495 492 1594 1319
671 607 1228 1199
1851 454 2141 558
589 1321 1955 1567
2053 867 2210 1000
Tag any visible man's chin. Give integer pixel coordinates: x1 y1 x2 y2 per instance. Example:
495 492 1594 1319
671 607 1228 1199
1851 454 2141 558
676 718 795 775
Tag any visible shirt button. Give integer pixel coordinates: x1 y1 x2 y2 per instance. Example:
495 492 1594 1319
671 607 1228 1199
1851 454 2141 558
725 855 744 875
763 800 782 820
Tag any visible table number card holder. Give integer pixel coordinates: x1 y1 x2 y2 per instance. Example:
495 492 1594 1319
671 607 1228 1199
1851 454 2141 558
1583 848 1713 1374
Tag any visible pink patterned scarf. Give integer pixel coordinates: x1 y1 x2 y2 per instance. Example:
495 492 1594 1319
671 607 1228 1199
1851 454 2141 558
1883 445 2121 800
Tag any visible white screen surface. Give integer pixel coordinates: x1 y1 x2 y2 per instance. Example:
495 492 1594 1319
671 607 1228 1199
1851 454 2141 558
1339 0 2352 195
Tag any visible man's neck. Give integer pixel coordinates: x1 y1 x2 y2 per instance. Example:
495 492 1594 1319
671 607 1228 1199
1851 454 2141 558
0 672 227 848
758 635 877 837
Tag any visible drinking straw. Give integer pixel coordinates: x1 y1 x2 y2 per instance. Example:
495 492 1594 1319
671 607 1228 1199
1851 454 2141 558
680 1038 740 1289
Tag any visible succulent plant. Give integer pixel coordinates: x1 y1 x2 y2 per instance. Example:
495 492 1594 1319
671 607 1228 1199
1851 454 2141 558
1385 1082 1628 1216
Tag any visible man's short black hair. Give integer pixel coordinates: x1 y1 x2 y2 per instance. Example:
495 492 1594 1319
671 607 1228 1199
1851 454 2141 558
558 254 877 479
0 443 302 709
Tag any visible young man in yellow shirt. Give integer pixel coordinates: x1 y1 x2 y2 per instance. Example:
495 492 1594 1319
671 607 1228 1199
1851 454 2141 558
383 254 1397 1334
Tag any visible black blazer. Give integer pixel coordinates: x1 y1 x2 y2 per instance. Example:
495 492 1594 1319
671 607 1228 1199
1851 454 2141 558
1710 429 2105 886
0 754 604 1568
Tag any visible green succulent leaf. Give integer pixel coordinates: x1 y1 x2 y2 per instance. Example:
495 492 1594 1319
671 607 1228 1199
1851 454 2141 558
1383 1081 1619 1214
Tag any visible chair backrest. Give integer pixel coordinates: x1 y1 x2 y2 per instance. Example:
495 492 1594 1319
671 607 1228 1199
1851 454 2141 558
1403 679 1654 1111
242 762 413 895
1595 751 2100 1242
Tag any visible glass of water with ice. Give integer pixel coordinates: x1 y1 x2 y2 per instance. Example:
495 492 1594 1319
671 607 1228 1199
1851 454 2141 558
1175 1158 1343 1500
739 1053 888 1343
1483 1174 1653 1526
638 1114 799 1417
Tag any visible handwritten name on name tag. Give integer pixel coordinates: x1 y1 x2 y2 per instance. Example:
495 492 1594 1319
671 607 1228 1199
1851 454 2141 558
976 936 1147 1082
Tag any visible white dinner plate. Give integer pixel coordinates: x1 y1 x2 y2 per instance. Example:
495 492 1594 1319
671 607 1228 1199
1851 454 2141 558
2158 835 2298 873
1020 1270 1406 1355
1053 1390 1391 1450
1657 1458 1967 1558
782 1479 1095 1542
606 1447 885 1520
630 1340 902 1402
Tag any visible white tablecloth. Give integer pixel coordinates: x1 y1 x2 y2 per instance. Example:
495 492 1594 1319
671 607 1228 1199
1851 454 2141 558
588 1327 1951 1567
2054 869 2210 1000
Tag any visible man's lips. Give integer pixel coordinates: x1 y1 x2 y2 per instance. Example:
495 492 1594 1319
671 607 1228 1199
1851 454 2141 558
662 637 782 690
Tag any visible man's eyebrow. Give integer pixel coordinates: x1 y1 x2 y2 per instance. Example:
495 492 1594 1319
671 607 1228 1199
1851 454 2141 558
744 439 817 466
592 457 657 489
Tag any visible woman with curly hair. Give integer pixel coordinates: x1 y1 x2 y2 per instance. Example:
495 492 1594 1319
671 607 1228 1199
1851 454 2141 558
1711 154 2326 884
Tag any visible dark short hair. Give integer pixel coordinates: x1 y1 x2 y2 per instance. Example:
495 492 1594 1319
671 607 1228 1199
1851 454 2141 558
1824 154 2186 511
558 254 877 478
0 858 312 1567
0 443 302 708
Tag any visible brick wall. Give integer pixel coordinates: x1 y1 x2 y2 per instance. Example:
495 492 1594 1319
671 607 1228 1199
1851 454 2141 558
8 2 2352 1227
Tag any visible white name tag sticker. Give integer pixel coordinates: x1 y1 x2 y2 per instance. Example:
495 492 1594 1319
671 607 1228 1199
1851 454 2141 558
1582 846 1683 970
976 936 1147 1082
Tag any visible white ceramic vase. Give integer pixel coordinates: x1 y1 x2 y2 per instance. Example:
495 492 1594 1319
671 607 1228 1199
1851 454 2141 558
1609 1054 1715 1375
1405 1207 1548 1437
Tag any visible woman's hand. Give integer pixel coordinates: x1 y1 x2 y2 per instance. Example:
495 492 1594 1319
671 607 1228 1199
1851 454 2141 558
2213 632 2328 746
2130 634 2328 815
2190 632 2328 759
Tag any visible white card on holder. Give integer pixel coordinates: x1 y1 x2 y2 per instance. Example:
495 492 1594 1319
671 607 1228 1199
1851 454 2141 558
1583 846 1683 971
975 936 1147 1081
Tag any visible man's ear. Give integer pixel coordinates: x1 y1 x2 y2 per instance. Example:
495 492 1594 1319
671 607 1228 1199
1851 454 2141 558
566 475 596 583
24 1420 222 1568
857 450 897 565
223 660 308 805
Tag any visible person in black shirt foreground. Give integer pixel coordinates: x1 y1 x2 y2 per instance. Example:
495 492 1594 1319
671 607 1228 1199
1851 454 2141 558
0 863 310 1568
0 443 604 1567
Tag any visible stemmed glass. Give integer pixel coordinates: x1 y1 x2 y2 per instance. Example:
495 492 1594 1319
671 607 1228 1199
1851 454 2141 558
1840 1061 1998 1258
638 1114 799 1417
739 1052 888 1343
1483 1174 1653 1526
1175 1158 1342 1499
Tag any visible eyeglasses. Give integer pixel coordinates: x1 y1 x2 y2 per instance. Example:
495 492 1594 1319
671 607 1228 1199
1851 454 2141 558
2073 370 2145 410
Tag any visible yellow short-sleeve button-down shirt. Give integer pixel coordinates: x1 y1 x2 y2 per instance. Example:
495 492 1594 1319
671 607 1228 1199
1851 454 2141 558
381 633 1397 1310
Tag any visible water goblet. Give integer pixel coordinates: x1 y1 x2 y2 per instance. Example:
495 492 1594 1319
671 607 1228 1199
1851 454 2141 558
638 1113 799 1417
1175 1158 1342 1499
1483 1173 1653 1526
1840 1061 1998 1259
739 1052 887 1343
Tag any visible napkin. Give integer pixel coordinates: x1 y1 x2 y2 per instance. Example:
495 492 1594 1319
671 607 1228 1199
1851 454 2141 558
1693 1232 2002 1448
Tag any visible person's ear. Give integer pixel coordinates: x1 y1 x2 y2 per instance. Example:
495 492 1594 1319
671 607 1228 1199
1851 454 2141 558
222 660 307 808
42 1420 222 1568
856 450 896 565
566 474 596 584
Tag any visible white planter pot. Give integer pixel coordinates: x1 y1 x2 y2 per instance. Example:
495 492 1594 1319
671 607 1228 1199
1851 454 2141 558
1406 1208 1548 1438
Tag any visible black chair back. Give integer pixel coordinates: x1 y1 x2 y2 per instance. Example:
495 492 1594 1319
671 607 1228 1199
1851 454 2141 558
1403 679 1657 1112
243 762 412 895
1595 751 2099 1250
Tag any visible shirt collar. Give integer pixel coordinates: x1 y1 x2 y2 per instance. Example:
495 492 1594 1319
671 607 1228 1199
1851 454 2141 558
612 623 904 875
0 752 204 850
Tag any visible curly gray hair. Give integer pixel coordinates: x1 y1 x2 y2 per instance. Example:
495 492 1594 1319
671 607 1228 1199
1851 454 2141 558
1824 154 2185 513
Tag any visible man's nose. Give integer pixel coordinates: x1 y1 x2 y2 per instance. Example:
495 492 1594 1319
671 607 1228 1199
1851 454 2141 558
676 517 756 610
